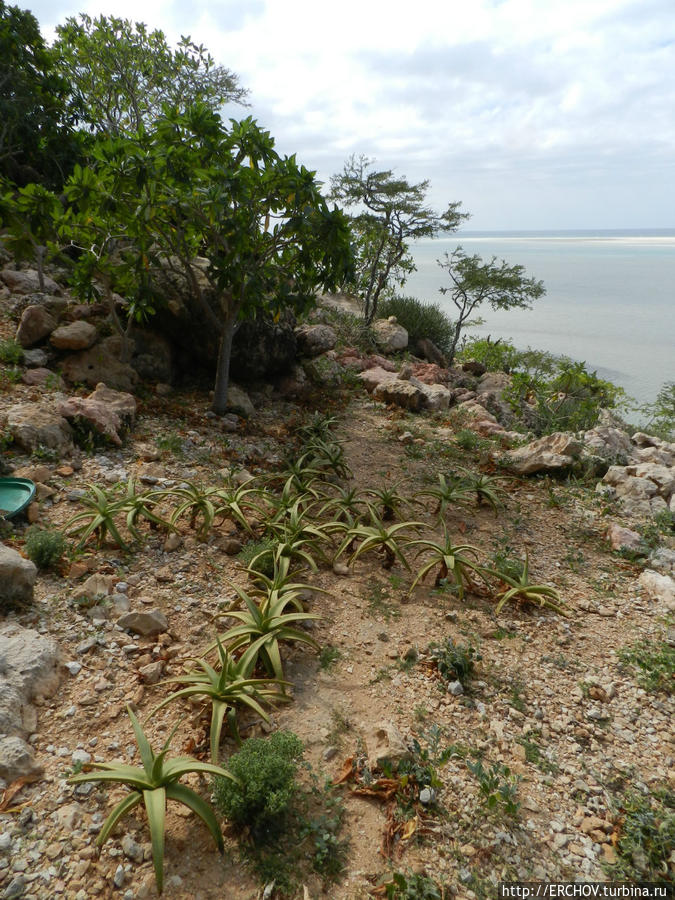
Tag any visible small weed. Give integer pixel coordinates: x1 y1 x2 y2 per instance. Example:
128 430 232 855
563 548 586 573
509 678 527 713
378 870 448 898
607 787 675 882
467 757 521 817
156 430 184 457
0 339 23 365
414 704 429 723
618 639 674 695
328 708 351 747
515 732 559 775
237 537 276 577
24 527 65 570
429 638 480 685
319 645 342 671
31 444 60 463
366 578 402 621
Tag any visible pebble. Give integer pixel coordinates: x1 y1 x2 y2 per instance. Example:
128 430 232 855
113 864 126 888
447 680 464 696
65 661 82 676
3 875 26 899
71 750 91 766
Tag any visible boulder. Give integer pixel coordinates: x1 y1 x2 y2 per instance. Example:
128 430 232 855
413 380 452 412
373 379 426 412
5 403 73 455
57 397 124 446
50 320 98 350
0 268 60 295
638 570 675 610
477 371 512 395
0 544 37 610
21 368 64 389
61 344 138 391
409 363 447 385
226 384 255 418
72 574 115 606
22 348 49 368
128 330 174 383
358 366 398 393
502 432 583 475
0 734 44 781
415 338 448 368
366 722 412 771
87 383 137 428
303 356 343 385
371 318 408 353
606 523 643 552
15 305 57 347
230 310 298 380
295 323 337 357
583 425 632 461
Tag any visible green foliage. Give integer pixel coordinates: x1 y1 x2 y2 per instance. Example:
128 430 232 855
429 638 481 685
1 182 62 288
156 431 184 457
330 154 466 322
618 639 674 695
319 645 342 671
213 731 303 838
0 1 84 188
53 14 247 137
380 871 447 899
484 552 568 616
338 514 422 570
416 472 473 519
24 526 65 570
317 305 377 353
65 483 130 551
439 248 545 364
237 537 276 577
407 529 484 599
0 338 23 366
378 295 455 356
641 381 675 441
467 758 520 817
69 706 235 895
608 788 675 883
457 336 524 373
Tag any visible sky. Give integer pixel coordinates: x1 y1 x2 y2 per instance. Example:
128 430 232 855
28 0 675 230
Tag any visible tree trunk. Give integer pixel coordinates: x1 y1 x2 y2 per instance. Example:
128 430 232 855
212 317 236 415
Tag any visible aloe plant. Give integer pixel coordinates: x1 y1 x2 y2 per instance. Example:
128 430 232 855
121 479 173 541
363 481 410 521
416 472 472 519
296 411 339 441
213 481 263 534
484 553 568 616
68 706 236 894
317 485 369 524
148 638 289 762
303 436 352 479
407 528 485 599
65 484 130 550
209 583 320 681
462 472 504 514
164 482 220 540
337 514 424 570
263 500 334 571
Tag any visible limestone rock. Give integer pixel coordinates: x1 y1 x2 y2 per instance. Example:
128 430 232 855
371 318 408 353
303 356 342 385
414 380 451 411
15 305 57 347
227 384 255 418
373 379 426 412
409 362 448 385
295 323 337 357
502 432 583 475
358 366 397 393
1 268 60 294
117 609 169 636
5 403 73 455
0 545 37 610
366 722 412 771
21 368 64 389
72 574 115 606
606 523 643 552
0 735 43 781
61 345 138 391
477 371 512 395
57 384 136 446
583 425 632 461
638 570 675 610
50 320 97 351
88 383 137 426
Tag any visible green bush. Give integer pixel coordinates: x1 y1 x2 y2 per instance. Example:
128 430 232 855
317 305 377 353
641 381 675 441
237 536 276 577
378 295 455 356
24 526 66 570
213 731 304 838
0 339 24 366
429 638 480 685
608 788 675 882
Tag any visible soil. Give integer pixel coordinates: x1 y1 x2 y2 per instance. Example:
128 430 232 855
0 376 673 900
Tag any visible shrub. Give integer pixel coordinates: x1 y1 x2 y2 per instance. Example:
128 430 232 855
378 295 455 355
429 638 480 685
618 640 674 695
213 731 304 838
641 381 675 441
24 526 65 570
0 339 24 366
608 788 675 882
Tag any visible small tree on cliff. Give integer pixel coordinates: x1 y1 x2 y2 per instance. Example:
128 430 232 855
330 155 467 323
439 248 545 364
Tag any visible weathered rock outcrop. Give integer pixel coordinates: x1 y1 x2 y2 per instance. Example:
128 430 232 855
5 402 73 455
502 433 584 475
0 268 60 295
0 544 37 609
15 305 57 348
50 320 98 351
371 317 408 353
295 323 337 357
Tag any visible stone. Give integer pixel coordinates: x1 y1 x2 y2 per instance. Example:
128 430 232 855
373 379 426 412
0 544 37 609
417 381 452 411
583 425 632 460
227 384 255 418
358 365 398 393
163 533 182 552
61 345 138 391
50 320 98 351
72 574 115 606
57 397 124 446
461 359 487 377
2 874 27 899
295 323 337 357
638 570 675 609
502 432 584 475
303 356 342 385
414 338 448 368
1 268 60 294
87 383 137 426
5 403 73 455
117 609 169 636
129 329 174 382
21 367 64 389
409 362 447 385
371 318 408 353
138 661 164 684
0 735 43 782
606 523 643 552
447 680 464 696
15 305 57 348
121 834 144 863
477 371 512 395
366 722 411 771
22 347 49 367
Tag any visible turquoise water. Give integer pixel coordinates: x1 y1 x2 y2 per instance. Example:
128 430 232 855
406 231 675 409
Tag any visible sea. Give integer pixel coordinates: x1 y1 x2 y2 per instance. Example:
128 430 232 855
405 230 675 413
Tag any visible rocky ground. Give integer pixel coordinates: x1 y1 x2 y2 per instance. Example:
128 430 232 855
0 372 673 900
0 265 673 900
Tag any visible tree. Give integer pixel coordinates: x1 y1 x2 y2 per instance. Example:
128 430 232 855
53 14 248 138
60 106 353 413
438 248 546 364
1 183 63 290
0 1 83 187
330 155 467 323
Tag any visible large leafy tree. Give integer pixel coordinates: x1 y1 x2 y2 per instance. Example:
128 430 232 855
438 248 546 363
330 155 467 323
61 107 353 413
53 14 248 137
0 1 83 187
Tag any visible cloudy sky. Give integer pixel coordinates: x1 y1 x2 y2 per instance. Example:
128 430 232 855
30 0 675 230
